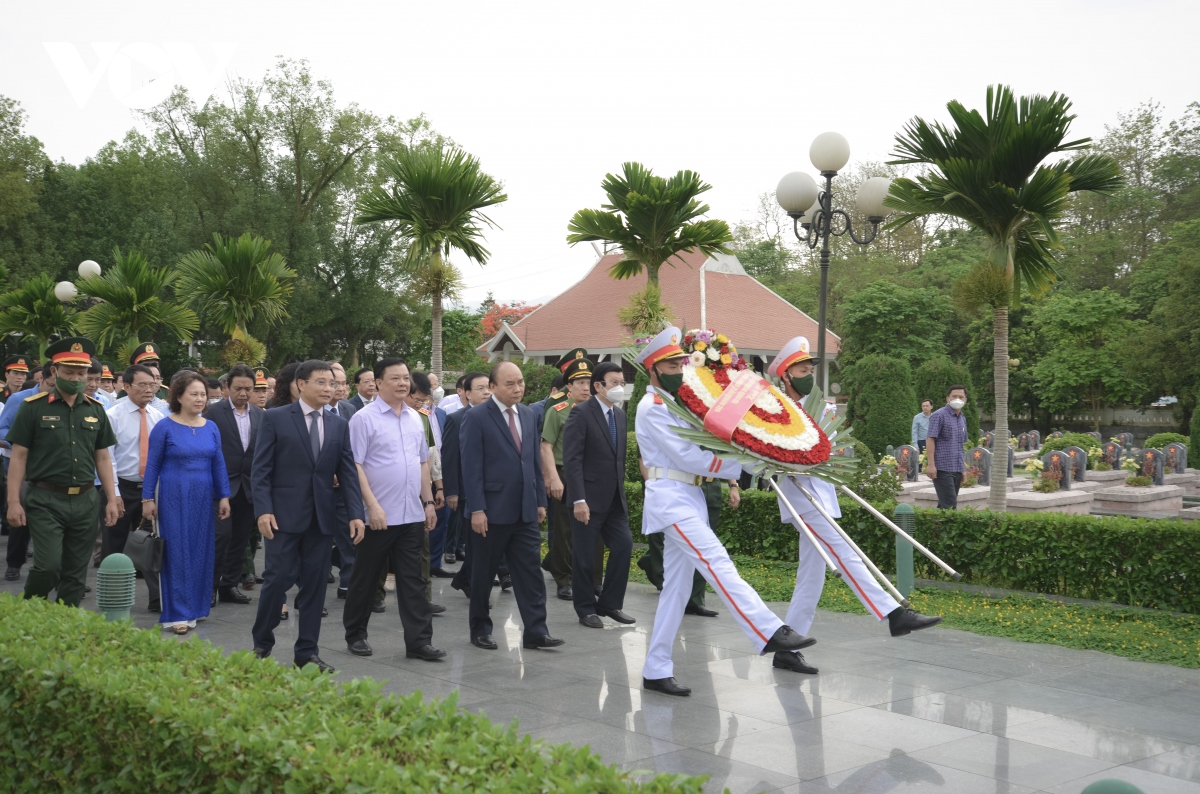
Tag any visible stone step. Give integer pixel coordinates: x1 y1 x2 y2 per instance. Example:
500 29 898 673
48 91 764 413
1094 484 1185 514
1006 490 1094 514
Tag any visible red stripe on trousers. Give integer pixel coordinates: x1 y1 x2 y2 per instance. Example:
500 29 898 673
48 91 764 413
672 523 768 642
798 516 885 619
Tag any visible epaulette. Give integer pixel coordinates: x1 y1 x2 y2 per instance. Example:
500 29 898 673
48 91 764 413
552 401 570 412
653 395 663 405
549 390 565 400
86 394 105 405
24 391 49 402
417 406 430 416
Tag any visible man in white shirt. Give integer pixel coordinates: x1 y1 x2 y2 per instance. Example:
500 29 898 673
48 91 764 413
104 363 165 610
439 375 469 415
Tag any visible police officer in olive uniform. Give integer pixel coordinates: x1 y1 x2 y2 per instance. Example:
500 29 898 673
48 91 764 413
1 355 34 556
5 337 120 605
127 343 170 412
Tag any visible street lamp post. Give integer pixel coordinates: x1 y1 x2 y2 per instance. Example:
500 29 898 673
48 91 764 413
56 260 103 305
776 132 892 390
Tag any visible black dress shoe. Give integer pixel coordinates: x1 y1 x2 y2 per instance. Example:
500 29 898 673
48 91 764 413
579 614 604 629
597 607 635 624
888 607 943 637
211 590 218 608
148 600 161 613
523 635 565 650
455 551 465 562
321 607 329 618
430 567 454 578
371 599 385 613
643 677 691 696
327 572 335 584
252 647 271 659
762 625 817 654
279 610 288 621
255 574 264 584
219 587 252 604
773 651 819 674
444 553 457 566
135 569 144 579
295 656 335 673
4 566 19 581
84 585 91 593
428 602 446 614
684 604 718 617
241 573 256 590
347 639 373 656
407 644 447 661
336 587 348 599
472 634 498 650
500 574 512 591
451 580 471 599
556 586 573 601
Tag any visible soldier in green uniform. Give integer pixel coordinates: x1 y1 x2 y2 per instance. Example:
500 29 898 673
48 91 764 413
5 337 120 606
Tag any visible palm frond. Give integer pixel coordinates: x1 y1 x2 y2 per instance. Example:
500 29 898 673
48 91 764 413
76 247 199 352
176 233 296 335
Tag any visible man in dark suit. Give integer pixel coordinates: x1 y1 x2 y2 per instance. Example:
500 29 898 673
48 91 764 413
250 360 366 672
347 367 376 411
206 364 263 607
561 361 635 627
459 361 562 651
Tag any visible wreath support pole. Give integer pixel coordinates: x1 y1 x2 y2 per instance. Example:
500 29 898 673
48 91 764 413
838 485 962 580
766 478 841 578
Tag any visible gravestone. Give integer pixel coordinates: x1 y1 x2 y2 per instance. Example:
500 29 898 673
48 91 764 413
1004 445 1015 478
1042 450 1073 491
982 431 994 449
1117 432 1134 447
1018 432 1030 451
1101 441 1123 470
894 444 920 482
967 447 992 486
1139 448 1165 486
1029 430 1041 449
1050 431 1064 440
885 444 895 458
1164 442 1189 475
1086 431 1103 444
1065 446 1088 482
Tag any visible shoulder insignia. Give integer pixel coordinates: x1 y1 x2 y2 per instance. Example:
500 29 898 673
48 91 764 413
653 395 663 405
24 391 49 402
553 401 570 412
417 407 430 416
86 394 104 405
549 390 564 399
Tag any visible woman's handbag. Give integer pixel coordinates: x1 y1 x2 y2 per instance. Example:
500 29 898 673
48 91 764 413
125 516 163 575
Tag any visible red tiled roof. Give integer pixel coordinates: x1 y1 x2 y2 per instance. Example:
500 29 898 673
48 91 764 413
485 249 839 357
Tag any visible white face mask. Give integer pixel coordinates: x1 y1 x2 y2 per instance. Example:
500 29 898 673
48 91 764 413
605 386 625 403
431 387 445 402
949 398 966 411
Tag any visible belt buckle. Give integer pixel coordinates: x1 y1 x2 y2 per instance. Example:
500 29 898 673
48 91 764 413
692 474 702 486
67 486 81 495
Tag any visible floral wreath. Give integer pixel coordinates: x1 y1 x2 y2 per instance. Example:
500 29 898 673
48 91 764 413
681 329 748 371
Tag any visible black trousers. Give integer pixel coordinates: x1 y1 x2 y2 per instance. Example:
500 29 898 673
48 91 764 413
571 489 632 617
933 470 963 509
102 478 161 603
251 519 332 662
213 488 255 590
4 459 30 569
468 518 548 641
345 522 432 650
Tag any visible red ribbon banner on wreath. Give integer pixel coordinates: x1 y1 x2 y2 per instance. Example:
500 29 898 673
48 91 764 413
702 371 771 443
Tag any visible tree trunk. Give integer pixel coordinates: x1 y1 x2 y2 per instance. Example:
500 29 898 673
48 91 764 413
988 305 1010 512
431 289 444 378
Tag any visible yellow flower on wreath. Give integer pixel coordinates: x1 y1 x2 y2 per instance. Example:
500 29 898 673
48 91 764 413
720 353 732 365
694 341 707 351
716 334 728 345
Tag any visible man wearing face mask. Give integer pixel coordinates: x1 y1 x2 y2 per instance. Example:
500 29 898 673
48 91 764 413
925 385 970 510
636 327 813 697
768 338 941 675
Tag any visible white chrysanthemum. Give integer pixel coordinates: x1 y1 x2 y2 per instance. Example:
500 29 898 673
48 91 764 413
706 346 719 361
689 351 706 367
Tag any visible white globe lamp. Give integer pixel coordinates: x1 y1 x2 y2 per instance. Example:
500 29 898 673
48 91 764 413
855 176 893 220
810 131 851 173
55 281 78 302
78 259 102 279
775 171 819 216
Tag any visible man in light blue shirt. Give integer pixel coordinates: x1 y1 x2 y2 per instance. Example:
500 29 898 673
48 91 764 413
1 364 56 580
911 399 933 452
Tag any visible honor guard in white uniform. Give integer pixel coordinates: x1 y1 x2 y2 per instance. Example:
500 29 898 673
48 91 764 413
768 336 942 675
635 327 813 697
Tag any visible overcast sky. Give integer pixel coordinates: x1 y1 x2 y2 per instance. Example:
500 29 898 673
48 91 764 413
3 1 1197 309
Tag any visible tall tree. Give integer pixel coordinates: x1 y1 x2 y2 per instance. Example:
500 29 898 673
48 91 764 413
355 144 506 376
0 274 74 358
887 85 1123 510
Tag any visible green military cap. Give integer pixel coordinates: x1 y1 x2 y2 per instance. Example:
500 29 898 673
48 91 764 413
562 356 595 382
553 348 589 373
129 342 160 366
46 336 96 367
5 354 33 373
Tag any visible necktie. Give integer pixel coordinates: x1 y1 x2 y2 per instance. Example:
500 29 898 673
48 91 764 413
137 407 148 479
607 406 617 449
309 410 321 460
507 406 522 450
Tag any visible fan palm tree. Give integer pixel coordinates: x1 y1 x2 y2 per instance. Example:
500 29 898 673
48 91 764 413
355 144 506 375
76 247 199 360
886 85 1123 510
0 274 75 359
566 162 733 286
176 232 297 362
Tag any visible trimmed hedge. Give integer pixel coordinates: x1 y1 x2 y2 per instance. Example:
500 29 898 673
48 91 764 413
625 483 1200 613
1041 432 1100 455
0 596 701 793
913 357 980 443
845 355 918 456
1192 401 1200 468
1145 432 1189 450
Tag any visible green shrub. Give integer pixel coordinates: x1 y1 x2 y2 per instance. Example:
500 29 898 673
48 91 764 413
1041 432 1099 455
1192 401 1200 468
0 596 701 793
519 360 560 405
626 369 650 430
1126 475 1153 487
626 431 642 483
625 483 1200 612
1145 432 1189 450
845 354 917 457
913 357 980 442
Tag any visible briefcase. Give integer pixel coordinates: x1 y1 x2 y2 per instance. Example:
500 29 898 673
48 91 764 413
125 517 163 575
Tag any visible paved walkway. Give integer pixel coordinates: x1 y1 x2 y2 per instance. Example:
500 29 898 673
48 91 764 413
5 551 1200 793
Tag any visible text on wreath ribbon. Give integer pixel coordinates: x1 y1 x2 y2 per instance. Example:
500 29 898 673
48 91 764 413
702 370 770 443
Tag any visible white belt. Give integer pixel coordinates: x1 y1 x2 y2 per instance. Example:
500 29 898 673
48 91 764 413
645 467 717 487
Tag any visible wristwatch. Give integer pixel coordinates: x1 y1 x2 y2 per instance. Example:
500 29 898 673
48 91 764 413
423 500 435 507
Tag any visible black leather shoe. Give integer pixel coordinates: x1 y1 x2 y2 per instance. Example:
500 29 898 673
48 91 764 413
279 609 288 621
455 552 465 562
762 625 817 654
428 602 446 614
684 604 718 617
327 572 335 584
556 586 573 600
430 567 454 578
219 587 252 604
211 590 218 608
252 647 271 659
597 607 635 624
371 599 385 613
347 639 373 656
773 651 819 674
148 600 161 613
523 635 565 650
4 567 20 581
444 553 456 566
295 656 335 673
451 580 471 599
579 613 603 629
321 607 329 618
255 574 264 584
241 573 256 590
407 644 447 661
888 607 943 637
643 677 691 696
84 585 91 593
472 634 498 650
500 575 512 591
336 587 348 599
